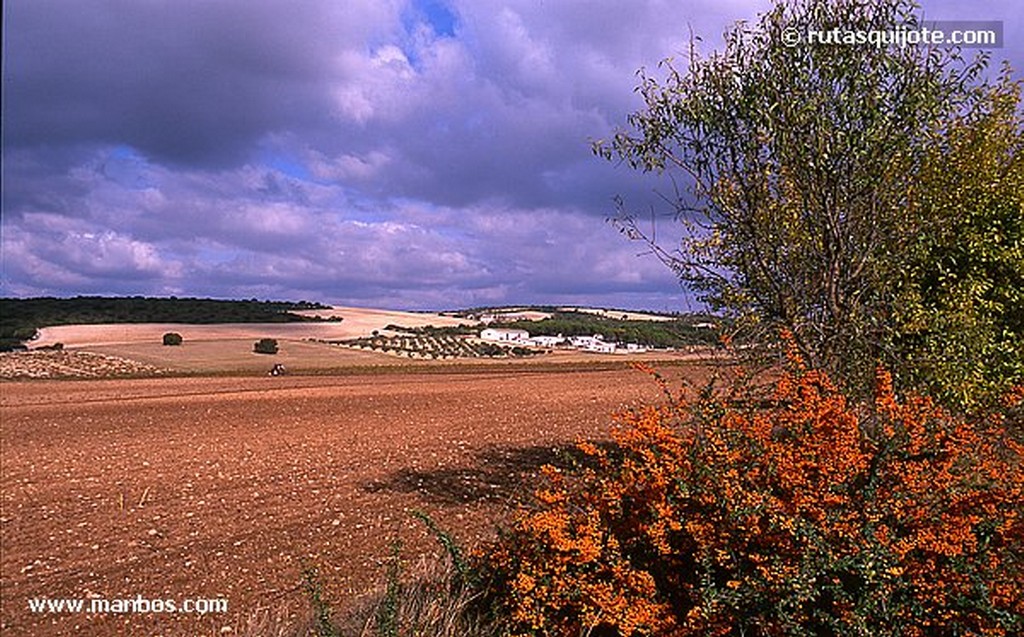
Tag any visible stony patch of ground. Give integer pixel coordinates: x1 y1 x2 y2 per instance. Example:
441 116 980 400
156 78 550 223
333 333 541 359
0 351 170 380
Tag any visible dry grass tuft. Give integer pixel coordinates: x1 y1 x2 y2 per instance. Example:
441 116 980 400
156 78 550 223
239 556 499 637
336 556 499 637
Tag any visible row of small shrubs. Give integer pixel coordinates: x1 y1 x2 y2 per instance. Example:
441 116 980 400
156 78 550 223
340 333 540 359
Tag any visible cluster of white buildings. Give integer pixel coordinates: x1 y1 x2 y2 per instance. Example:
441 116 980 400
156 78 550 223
479 328 646 354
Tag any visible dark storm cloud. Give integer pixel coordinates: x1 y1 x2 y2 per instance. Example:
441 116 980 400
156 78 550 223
4 1 389 166
3 0 1021 308
298 0 724 210
5 0 705 208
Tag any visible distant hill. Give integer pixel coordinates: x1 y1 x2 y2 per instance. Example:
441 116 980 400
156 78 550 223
0 296 332 351
421 306 726 349
500 310 724 349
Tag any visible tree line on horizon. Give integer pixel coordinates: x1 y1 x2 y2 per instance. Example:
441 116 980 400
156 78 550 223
391 310 728 349
0 296 332 350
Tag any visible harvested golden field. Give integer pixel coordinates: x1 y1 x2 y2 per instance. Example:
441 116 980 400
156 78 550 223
18 306 702 376
28 306 475 350
0 363 712 636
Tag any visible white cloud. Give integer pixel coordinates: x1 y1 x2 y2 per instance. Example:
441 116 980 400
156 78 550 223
307 149 394 181
9 0 883 308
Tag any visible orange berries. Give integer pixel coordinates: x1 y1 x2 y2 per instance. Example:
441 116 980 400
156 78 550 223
477 361 1024 635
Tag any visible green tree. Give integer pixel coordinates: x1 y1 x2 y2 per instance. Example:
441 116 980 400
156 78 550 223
895 73 1024 408
596 0 1021 405
253 338 279 355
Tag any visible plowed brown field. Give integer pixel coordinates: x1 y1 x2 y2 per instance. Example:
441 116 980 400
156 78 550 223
1 364 710 636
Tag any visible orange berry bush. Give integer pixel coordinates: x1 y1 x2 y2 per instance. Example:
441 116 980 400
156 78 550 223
478 359 1023 636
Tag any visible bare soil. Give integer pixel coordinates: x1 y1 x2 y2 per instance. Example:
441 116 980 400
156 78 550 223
0 363 711 636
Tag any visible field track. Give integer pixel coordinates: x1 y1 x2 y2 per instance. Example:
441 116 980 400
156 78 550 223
1 364 710 636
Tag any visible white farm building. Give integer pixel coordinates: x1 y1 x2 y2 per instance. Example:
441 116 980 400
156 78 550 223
477 328 644 353
529 335 566 347
480 328 530 343
569 334 617 353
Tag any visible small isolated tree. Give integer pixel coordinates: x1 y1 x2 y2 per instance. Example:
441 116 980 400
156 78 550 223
595 0 1021 405
162 332 183 346
253 338 279 355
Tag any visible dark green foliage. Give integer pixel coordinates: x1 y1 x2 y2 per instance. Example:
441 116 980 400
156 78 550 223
0 340 29 352
376 542 403 637
162 332 183 346
253 338 279 355
0 325 39 351
451 305 561 318
10 326 39 341
383 324 419 334
891 74 1024 409
412 510 469 581
393 324 478 337
473 342 507 357
301 566 341 637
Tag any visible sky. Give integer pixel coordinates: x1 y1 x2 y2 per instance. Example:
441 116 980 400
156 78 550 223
2 0 1021 312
